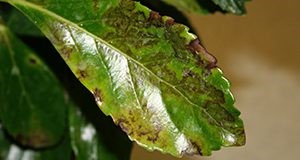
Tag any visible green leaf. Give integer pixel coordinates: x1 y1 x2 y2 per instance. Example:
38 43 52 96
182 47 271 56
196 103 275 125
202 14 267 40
162 0 209 14
69 103 132 160
7 8 43 36
162 0 248 15
3 0 245 156
0 24 67 148
211 0 248 15
0 125 71 160
0 125 10 159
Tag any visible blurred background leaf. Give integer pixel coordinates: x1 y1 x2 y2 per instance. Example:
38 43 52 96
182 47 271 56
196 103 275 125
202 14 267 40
0 24 67 149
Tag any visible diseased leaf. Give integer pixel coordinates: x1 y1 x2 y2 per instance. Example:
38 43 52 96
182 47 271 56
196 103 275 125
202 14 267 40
3 0 245 156
69 103 132 160
0 24 67 148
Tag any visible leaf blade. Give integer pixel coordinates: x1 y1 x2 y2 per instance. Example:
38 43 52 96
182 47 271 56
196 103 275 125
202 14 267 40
5 0 245 156
0 23 67 148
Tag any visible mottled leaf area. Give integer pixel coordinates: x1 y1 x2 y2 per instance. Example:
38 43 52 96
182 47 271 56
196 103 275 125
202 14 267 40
2 0 245 156
0 23 67 148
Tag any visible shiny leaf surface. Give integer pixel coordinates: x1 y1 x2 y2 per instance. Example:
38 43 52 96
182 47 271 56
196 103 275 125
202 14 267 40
3 0 245 156
0 24 67 148
69 103 132 160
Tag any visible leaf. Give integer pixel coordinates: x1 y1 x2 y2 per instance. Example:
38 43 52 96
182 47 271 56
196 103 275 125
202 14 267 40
162 0 209 14
0 23 67 148
162 0 248 15
7 8 43 36
69 103 132 160
210 0 248 15
0 124 71 160
0 124 10 159
3 0 245 156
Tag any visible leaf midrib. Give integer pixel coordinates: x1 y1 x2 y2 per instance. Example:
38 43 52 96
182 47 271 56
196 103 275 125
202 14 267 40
8 0 221 126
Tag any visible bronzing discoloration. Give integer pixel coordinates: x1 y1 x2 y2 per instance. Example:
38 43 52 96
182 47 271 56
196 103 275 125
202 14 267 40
149 11 161 21
165 18 176 26
188 39 217 69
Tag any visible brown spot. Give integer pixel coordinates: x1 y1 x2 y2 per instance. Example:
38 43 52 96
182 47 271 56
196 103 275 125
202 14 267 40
149 11 161 21
29 58 37 64
60 46 74 59
93 0 99 11
183 69 196 78
15 132 50 148
93 88 103 105
190 141 203 156
117 118 132 135
165 18 175 26
50 25 64 45
138 131 150 137
146 131 160 143
76 69 88 80
188 39 217 69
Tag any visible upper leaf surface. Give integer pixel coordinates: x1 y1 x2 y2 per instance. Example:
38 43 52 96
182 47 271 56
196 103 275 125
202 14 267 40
0 23 67 148
4 0 245 156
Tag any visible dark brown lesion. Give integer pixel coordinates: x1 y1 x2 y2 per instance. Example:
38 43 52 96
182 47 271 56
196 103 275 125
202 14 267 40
146 130 160 143
115 113 162 144
15 131 51 148
92 88 103 104
188 39 217 69
165 18 176 27
149 11 161 21
28 57 37 64
59 45 74 60
190 141 203 156
116 118 132 135
76 69 88 80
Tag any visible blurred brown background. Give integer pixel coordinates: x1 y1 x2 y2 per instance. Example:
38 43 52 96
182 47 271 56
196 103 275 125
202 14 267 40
131 0 300 159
